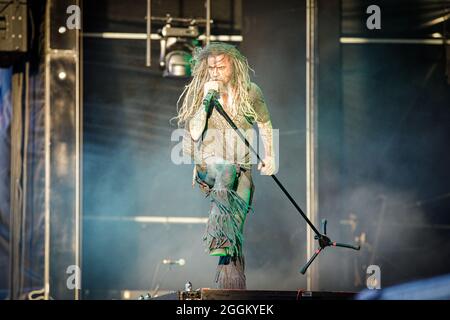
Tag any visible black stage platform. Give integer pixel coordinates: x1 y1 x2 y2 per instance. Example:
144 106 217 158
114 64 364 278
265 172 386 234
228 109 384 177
151 289 356 300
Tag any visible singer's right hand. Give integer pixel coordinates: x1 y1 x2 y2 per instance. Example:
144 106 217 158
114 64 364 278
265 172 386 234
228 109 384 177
203 81 221 97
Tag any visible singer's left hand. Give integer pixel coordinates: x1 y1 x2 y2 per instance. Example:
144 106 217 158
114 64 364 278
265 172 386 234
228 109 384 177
258 156 276 175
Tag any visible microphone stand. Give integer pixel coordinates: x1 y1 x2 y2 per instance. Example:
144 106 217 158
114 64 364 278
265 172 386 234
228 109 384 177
208 98 360 274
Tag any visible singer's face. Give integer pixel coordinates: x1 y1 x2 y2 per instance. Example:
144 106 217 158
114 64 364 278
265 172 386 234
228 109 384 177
207 54 233 86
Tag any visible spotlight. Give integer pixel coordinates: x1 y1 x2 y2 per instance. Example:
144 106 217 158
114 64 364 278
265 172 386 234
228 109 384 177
159 23 199 78
163 48 192 77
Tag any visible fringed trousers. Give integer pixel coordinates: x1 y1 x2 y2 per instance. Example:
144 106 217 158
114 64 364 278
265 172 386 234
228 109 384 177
196 162 254 289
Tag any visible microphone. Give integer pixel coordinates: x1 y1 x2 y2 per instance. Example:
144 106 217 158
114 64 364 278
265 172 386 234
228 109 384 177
162 258 186 266
203 89 219 113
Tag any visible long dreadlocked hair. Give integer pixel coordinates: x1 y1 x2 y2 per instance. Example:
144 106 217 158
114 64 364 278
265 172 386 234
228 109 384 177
175 42 258 127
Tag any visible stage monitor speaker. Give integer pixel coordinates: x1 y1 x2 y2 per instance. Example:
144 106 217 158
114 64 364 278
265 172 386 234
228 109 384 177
0 0 28 67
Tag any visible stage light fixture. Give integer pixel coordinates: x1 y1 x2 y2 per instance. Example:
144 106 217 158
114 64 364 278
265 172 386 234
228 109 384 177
159 23 200 78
